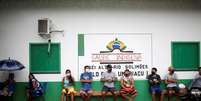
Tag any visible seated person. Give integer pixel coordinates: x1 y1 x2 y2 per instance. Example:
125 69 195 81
26 73 44 101
188 67 201 100
147 67 161 101
160 67 179 101
101 64 118 101
120 69 137 101
80 66 93 101
61 69 76 101
0 73 15 97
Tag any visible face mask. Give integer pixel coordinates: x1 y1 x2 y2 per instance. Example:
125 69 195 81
151 71 156 74
85 69 89 72
108 69 112 72
125 73 129 77
66 73 71 76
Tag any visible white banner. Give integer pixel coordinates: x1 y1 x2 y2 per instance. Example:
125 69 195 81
78 34 152 80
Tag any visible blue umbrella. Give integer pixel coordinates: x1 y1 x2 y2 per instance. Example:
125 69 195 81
0 57 25 71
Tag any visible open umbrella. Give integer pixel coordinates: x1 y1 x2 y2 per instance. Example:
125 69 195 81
0 57 25 71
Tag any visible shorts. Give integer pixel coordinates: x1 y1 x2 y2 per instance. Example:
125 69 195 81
167 86 179 93
80 88 93 94
120 87 137 96
102 86 116 92
150 86 162 94
62 87 76 94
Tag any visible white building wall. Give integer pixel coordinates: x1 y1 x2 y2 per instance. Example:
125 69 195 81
0 0 201 82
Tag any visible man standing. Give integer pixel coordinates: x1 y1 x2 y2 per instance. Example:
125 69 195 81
147 68 161 101
101 64 117 101
80 66 93 101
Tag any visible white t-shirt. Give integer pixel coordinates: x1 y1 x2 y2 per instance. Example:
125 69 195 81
101 72 116 88
164 73 178 88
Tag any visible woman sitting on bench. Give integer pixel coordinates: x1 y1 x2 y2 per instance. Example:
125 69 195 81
26 73 44 101
120 69 137 101
61 69 76 101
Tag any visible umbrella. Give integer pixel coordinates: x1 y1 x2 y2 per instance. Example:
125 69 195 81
0 57 25 71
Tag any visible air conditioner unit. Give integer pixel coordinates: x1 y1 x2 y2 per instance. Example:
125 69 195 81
38 18 51 39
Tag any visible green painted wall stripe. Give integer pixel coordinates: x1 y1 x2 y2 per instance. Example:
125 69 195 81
13 80 192 101
78 34 84 56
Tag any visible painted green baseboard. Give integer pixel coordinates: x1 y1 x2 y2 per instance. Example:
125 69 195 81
13 80 192 101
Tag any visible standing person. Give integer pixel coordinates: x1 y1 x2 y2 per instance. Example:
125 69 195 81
101 64 117 101
160 67 179 101
120 69 137 101
80 65 93 101
147 68 162 101
61 69 76 101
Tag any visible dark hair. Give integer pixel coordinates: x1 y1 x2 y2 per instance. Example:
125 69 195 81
152 67 157 72
65 69 74 85
124 69 130 73
106 64 112 68
198 67 201 70
29 73 36 80
84 65 89 69
28 73 40 89
125 69 130 72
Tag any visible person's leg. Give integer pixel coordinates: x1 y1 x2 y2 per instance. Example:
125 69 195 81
173 88 180 101
167 89 176 101
26 89 31 101
154 86 162 101
109 88 117 101
80 90 87 101
61 92 64 101
176 95 180 101
86 90 93 101
101 91 107 101
129 89 137 101
61 89 68 101
152 93 156 101
101 86 108 101
150 87 156 101
70 93 74 101
160 90 167 101
120 89 130 100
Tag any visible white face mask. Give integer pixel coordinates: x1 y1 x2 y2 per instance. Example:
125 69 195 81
66 73 71 76
85 69 90 72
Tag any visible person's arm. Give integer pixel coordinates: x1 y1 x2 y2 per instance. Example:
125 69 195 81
130 77 134 88
13 80 16 91
155 75 161 84
72 77 75 86
80 73 93 83
167 74 178 83
164 75 169 84
147 75 153 84
120 78 126 88
111 72 117 82
167 79 177 83
32 79 37 88
100 73 107 82
61 78 64 89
